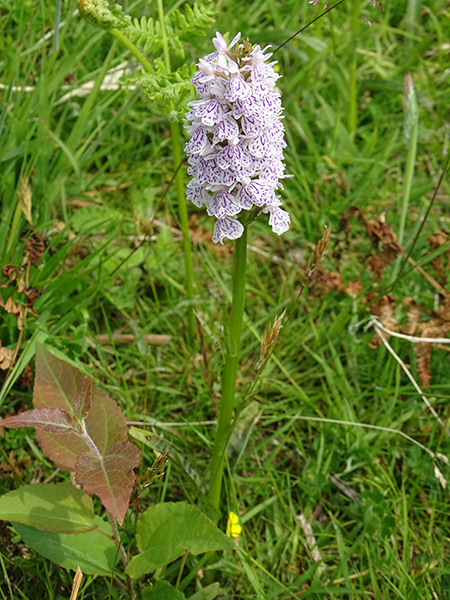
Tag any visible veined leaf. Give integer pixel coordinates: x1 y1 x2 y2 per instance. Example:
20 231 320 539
0 407 76 434
126 502 233 579
13 516 117 575
34 343 128 470
75 441 141 525
0 482 94 533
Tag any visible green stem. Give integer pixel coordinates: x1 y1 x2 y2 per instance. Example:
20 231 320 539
108 12 196 343
391 118 418 283
398 120 418 247
348 0 360 139
208 228 248 509
171 121 196 341
108 28 154 74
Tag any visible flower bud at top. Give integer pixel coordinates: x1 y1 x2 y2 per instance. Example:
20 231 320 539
184 32 292 244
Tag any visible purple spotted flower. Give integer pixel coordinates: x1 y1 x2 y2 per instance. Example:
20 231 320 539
184 32 291 244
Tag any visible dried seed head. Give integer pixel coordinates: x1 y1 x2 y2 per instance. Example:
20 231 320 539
309 226 331 275
256 309 286 370
18 177 33 225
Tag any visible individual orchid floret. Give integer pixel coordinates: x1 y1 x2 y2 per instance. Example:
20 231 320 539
184 31 292 244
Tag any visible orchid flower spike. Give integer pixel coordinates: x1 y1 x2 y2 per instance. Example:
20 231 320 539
184 32 291 244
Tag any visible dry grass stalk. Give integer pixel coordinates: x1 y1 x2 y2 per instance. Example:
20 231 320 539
256 310 286 370
69 567 83 600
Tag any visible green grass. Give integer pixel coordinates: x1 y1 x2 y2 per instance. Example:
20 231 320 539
1 0 450 598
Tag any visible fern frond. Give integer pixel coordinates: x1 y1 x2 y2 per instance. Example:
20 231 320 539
122 1 215 59
167 1 216 43
139 63 196 100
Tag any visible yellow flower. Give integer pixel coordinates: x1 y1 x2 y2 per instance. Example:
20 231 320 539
226 511 242 538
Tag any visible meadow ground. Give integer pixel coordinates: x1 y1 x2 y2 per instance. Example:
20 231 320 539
1 0 450 598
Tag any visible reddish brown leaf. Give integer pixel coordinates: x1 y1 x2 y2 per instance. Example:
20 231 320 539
75 441 141 525
0 408 75 434
34 343 128 471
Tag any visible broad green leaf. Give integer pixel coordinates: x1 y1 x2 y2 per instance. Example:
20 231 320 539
142 580 185 600
13 516 117 576
34 343 128 470
0 482 94 533
126 502 233 579
75 441 141 526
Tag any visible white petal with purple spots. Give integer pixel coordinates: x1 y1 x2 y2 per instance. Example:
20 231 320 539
225 73 251 102
207 191 241 218
195 99 223 126
186 127 207 155
212 216 245 244
212 115 239 145
268 207 290 235
185 31 291 243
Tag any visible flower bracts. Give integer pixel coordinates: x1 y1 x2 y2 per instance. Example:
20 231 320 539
185 32 291 244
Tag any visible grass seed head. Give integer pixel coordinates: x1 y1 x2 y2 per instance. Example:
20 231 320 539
257 309 286 370
18 177 32 225
309 226 331 275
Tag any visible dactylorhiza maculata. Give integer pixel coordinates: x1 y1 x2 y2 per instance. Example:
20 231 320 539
184 32 292 244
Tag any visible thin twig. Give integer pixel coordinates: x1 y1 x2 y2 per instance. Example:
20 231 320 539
273 0 346 54
373 323 450 436
369 316 450 344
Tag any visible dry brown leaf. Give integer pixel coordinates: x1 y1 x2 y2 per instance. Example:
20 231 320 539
0 343 15 370
426 230 449 285
366 248 397 281
311 268 362 298
0 296 25 331
17 273 26 294
437 296 450 322
1 265 17 281
311 268 346 294
415 339 432 387
401 297 421 335
23 230 47 264
368 294 397 349
358 211 400 250
347 279 364 298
